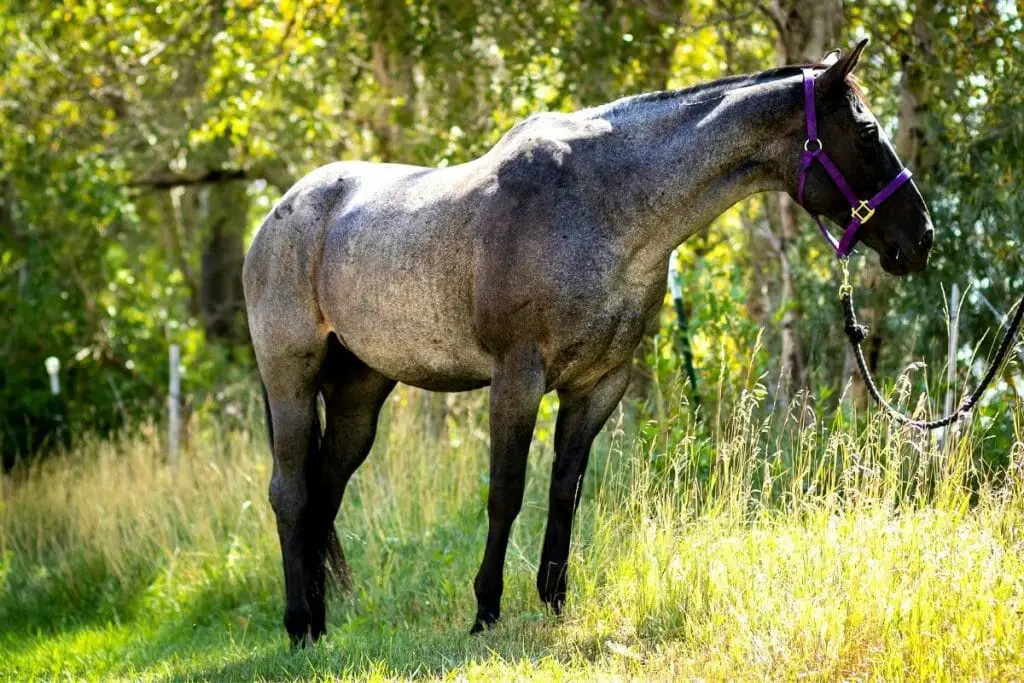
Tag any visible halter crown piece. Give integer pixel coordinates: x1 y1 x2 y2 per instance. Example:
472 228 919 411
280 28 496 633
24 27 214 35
796 68 913 258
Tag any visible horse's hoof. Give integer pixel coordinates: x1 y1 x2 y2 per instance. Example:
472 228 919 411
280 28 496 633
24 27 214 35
289 632 314 651
538 583 566 615
470 612 499 634
286 618 316 651
469 620 493 635
537 565 567 615
542 594 565 616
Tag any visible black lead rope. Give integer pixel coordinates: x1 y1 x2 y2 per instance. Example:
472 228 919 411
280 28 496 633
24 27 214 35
840 281 1024 430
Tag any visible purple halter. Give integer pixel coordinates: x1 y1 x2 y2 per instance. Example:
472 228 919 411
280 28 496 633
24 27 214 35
797 68 913 258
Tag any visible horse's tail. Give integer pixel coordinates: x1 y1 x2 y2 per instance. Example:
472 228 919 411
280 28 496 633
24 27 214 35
260 380 351 593
260 381 275 452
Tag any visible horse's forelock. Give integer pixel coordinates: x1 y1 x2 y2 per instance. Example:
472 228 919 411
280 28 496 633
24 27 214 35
845 73 869 106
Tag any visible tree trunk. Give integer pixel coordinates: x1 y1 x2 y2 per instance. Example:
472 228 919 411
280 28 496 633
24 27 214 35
775 0 844 62
753 0 843 404
199 181 249 345
368 0 417 162
151 189 201 318
775 192 806 395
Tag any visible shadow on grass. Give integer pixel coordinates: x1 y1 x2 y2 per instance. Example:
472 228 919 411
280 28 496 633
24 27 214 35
113 565 577 681
0 555 158 642
172 616 572 682
18 557 580 681
3 469 590 679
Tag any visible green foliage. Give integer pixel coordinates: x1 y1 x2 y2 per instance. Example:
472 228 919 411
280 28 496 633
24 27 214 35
1 0 1022 463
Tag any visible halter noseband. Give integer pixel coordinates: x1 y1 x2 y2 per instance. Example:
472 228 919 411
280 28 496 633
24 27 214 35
797 68 913 259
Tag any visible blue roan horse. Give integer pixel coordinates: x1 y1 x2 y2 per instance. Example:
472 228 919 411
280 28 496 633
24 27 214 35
242 39 933 645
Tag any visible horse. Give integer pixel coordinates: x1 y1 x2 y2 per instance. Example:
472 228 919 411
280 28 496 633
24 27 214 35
242 39 934 646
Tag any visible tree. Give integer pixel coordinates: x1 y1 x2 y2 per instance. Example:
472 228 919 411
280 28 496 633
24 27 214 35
754 0 845 402
1 0 1021 463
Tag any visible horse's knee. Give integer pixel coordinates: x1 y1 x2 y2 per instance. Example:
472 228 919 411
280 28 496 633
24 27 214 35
487 469 528 522
269 470 308 528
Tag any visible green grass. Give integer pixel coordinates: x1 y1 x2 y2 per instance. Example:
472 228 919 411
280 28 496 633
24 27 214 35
2 385 1024 681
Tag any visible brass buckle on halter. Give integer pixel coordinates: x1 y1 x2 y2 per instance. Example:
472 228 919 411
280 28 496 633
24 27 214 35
851 200 875 224
838 257 852 300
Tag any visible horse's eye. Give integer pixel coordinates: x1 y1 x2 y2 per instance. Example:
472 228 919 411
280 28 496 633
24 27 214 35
859 124 878 141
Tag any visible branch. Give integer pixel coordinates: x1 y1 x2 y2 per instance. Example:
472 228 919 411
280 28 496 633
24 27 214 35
619 0 757 34
679 8 758 36
754 1 787 43
128 168 248 190
758 221 784 256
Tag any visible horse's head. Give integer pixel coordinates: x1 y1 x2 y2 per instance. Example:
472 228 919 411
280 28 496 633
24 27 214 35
792 39 934 275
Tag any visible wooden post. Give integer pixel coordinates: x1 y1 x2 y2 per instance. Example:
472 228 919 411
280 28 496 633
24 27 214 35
169 344 181 466
940 284 960 448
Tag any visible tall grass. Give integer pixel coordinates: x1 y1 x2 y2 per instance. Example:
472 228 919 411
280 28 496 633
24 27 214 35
2 373 1024 680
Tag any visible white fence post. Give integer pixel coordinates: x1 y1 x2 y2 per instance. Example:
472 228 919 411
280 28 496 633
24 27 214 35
44 356 61 396
169 344 181 466
44 356 69 448
668 248 682 301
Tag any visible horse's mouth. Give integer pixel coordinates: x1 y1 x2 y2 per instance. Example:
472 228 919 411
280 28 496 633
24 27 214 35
880 247 927 276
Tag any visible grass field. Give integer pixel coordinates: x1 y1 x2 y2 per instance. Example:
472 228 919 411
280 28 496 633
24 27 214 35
3 384 1024 681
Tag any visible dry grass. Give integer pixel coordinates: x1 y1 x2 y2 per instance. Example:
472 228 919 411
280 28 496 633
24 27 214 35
2 381 1024 681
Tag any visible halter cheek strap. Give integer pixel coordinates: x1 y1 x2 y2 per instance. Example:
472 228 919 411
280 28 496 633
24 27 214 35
796 68 913 259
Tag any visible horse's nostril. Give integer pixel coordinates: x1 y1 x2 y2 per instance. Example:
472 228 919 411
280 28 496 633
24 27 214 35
920 228 934 251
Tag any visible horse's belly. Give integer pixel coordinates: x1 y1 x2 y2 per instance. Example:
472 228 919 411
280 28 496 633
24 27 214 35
334 311 493 391
318 253 492 389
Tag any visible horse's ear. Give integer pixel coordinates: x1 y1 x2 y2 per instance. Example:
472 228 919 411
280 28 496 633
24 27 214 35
818 38 869 95
821 49 841 66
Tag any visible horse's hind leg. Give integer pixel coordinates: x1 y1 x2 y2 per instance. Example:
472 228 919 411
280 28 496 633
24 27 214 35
305 334 395 638
256 328 327 647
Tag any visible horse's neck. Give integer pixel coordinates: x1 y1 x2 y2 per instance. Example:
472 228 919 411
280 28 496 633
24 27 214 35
589 75 802 260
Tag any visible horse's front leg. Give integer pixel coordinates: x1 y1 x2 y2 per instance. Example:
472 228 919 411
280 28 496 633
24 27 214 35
538 363 631 613
471 344 545 633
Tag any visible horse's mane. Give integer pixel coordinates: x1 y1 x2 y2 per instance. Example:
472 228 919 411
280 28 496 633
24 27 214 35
590 64 868 119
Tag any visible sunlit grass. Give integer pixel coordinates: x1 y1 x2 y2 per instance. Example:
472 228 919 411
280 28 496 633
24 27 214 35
2 379 1024 681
